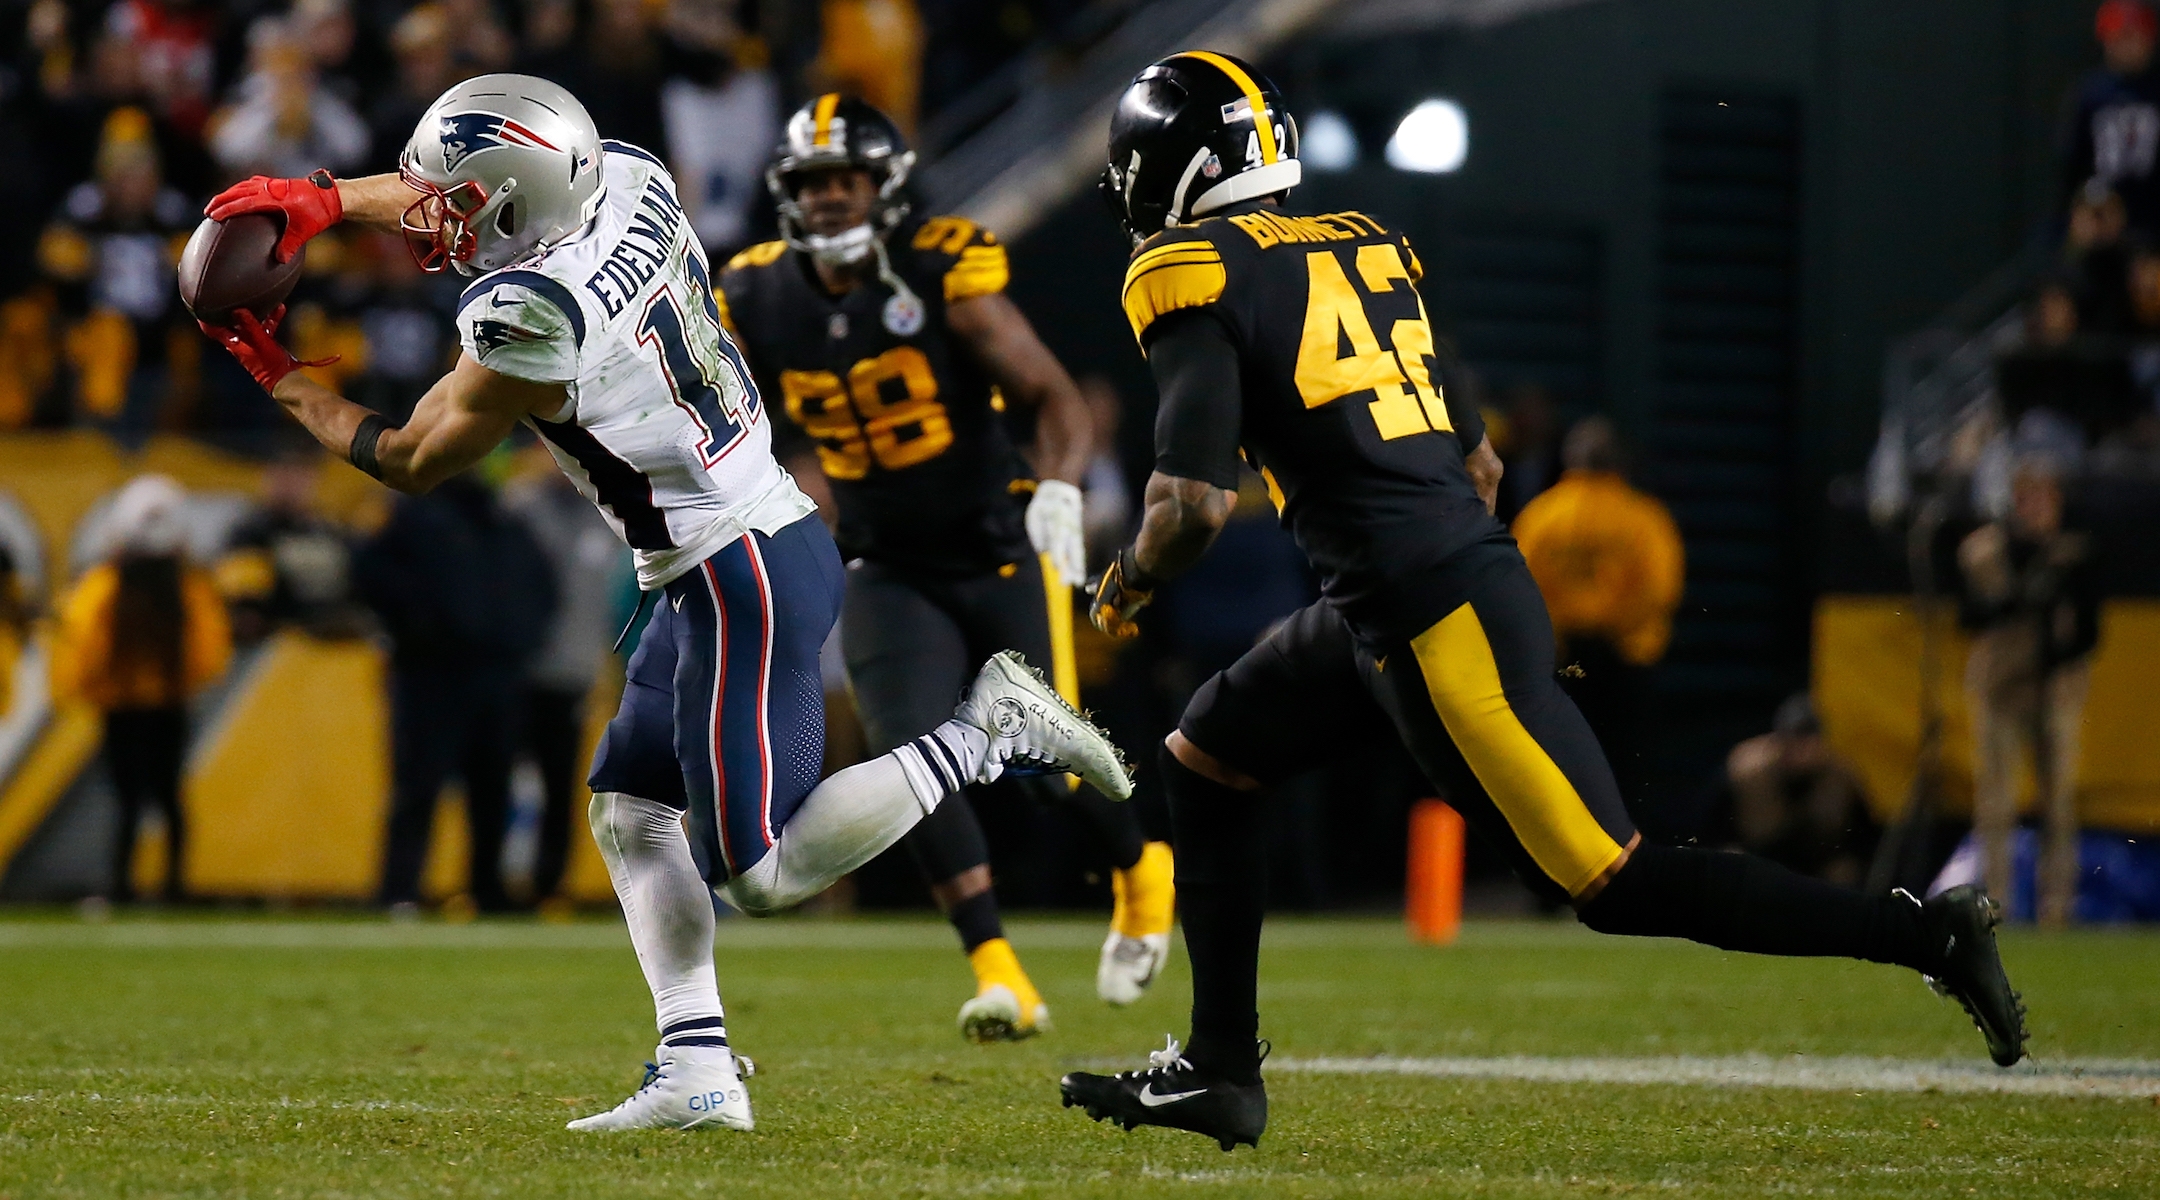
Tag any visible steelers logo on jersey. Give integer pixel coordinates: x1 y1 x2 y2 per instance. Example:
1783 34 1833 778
883 291 925 337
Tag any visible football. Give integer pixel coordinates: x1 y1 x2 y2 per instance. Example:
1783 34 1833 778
176 212 304 327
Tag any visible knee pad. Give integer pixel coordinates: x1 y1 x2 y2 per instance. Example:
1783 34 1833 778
587 790 620 840
716 852 786 917
588 791 692 866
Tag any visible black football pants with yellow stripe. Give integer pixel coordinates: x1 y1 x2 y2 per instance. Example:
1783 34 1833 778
1181 538 1634 902
843 553 1148 907
1171 536 1934 1077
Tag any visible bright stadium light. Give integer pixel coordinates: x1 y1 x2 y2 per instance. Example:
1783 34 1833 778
1385 99 1468 174
1302 110 1360 172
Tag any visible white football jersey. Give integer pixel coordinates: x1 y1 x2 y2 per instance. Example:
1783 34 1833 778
456 140 815 589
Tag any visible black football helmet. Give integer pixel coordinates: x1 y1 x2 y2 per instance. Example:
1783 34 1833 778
766 93 917 267
1100 51 1301 246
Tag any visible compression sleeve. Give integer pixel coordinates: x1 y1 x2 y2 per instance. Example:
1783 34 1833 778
1147 308 1244 491
1434 358 1486 454
1447 382 1486 454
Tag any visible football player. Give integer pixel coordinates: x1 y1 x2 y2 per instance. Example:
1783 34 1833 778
1058 52 2027 1151
192 73 1132 1132
716 95 1175 1040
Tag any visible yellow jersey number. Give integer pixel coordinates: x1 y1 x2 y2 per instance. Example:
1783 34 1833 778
1293 243 1450 440
780 346 954 480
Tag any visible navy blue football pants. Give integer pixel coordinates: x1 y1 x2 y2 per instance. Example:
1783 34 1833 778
589 515 845 884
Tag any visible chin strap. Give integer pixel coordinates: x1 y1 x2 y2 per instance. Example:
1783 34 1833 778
869 236 922 317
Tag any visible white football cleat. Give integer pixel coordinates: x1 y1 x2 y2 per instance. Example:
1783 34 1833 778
1097 931 1171 1006
958 983 1051 1043
956 651 1133 800
566 1044 753 1131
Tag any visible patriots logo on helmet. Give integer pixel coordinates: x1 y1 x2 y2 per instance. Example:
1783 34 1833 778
439 111 561 171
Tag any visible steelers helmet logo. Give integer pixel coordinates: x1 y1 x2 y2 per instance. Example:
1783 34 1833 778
989 697 1028 737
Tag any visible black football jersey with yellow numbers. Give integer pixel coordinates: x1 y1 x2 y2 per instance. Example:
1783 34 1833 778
1124 202 1501 638
718 215 1034 575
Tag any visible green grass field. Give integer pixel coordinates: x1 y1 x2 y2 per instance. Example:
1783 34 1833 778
1 914 2155 1199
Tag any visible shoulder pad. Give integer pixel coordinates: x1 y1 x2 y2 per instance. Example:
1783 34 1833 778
1121 230 1225 345
459 271 585 344
457 271 583 383
912 216 1010 302
1392 228 1425 283
726 240 788 271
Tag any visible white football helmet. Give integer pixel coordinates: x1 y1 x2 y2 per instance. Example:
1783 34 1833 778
399 73 606 276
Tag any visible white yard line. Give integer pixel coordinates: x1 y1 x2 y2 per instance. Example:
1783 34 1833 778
1272 1054 2160 1099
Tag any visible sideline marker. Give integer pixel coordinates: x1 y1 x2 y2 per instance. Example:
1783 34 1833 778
1406 799 1464 945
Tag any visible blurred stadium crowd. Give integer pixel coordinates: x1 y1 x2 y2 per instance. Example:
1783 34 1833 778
0 0 1081 440
2 0 2159 920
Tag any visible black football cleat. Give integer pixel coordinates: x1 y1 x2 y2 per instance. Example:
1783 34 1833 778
1911 885 2028 1067
1059 1036 1267 1152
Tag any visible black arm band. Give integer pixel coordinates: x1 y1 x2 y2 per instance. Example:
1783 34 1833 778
348 413 391 480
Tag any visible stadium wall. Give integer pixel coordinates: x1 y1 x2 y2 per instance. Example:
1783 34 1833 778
0 433 616 903
1816 596 2160 835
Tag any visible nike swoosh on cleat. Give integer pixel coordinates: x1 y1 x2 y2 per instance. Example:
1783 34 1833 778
1138 1084 1206 1107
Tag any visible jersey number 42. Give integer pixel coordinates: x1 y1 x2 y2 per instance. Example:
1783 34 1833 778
1294 243 1451 442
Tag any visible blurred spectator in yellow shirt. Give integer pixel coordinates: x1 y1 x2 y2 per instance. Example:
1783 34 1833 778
0 546 27 719
50 475 232 903
812 0 922 132
1512 417 1685 803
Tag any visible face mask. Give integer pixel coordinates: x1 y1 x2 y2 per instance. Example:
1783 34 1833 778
803 223 877 268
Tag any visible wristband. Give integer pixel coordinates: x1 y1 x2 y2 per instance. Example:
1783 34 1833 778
349 413 391 480
1115 545 1160 594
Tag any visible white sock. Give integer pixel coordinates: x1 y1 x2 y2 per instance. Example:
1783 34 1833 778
889 720 990 808
722 748 964 915
588 792 729 1051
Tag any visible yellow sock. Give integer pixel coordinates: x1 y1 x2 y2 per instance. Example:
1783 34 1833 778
1111 841 1176 938
968 937 1045 1017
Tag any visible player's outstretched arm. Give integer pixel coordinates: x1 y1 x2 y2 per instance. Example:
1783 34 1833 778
351 355 567 492
331 175 425 237
204 172 419 262
204 310 563 494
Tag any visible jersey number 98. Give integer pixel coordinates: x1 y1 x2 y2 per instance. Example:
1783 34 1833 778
779 347 954 479
1293 244 1451 441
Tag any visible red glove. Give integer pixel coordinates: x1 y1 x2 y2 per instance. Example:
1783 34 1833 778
199 307 335 394
204 169 344 263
